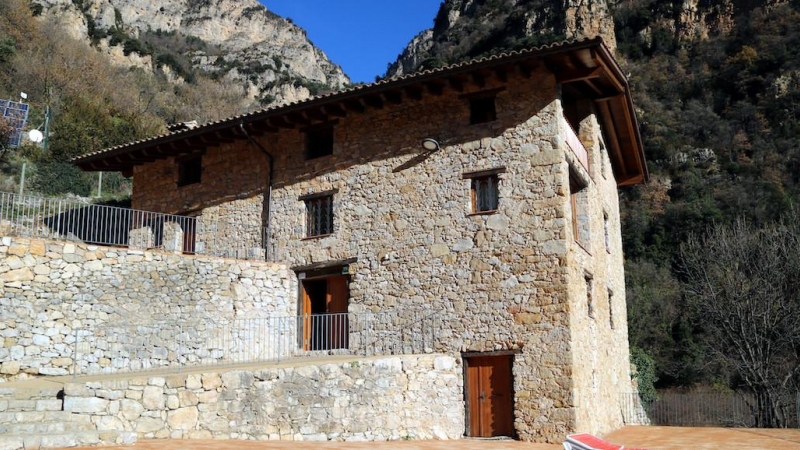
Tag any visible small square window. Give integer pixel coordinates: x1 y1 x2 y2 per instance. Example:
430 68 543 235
305 194 333 237
470 96 497 124
306 125 333 159
177 155 202 187
471 175 499 213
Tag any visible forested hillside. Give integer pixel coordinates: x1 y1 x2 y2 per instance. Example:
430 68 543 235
615 2 800 391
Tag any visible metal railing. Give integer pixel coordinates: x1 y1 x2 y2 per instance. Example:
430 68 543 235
70 308 439 377
0 191 268 260
621 391 800 428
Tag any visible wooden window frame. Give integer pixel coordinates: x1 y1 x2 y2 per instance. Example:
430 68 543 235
464 167 505 215
177 154 202 187
301 190 337 238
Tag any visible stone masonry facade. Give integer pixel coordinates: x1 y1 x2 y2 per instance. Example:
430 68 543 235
61 355 463 441
0 236 295 379
126 64 635 441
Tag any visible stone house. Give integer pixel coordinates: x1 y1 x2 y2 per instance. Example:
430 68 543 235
74 37 647 442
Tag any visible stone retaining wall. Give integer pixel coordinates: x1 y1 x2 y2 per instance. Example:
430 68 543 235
63 354 464 441
0 236 295 381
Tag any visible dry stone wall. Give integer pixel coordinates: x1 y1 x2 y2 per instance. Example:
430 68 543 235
0 237 295 381
62 355 463 441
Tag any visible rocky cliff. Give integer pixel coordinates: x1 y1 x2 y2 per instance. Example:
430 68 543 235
386 0 789 78
35 0 349 107
386 0 616 77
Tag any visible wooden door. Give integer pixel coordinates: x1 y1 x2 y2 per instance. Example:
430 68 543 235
300 275 349 351
182 216 196 254
301 282 312 350
326 276 349 349
466 355 515 437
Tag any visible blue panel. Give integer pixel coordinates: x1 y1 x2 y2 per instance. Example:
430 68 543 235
1 100 29 147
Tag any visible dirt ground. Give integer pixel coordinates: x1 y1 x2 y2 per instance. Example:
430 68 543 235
69 426 800 450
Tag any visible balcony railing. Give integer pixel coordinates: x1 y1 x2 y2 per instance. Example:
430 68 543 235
0 191 268 260
561 117 590 172
67 308 439 377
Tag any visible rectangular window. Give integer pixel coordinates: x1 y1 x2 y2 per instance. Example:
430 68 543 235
305 125 334 159
177 155 202 187
570 170 589 247
472 175 499 213
304 194 333 237
463 168 505 214
608 288 615 329
586 274 594 319
604 211 611 253
470 96 497 124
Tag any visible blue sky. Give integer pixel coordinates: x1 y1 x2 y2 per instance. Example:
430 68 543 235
260 1 442 83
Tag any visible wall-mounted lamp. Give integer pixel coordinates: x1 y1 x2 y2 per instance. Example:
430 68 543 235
421 138 440 152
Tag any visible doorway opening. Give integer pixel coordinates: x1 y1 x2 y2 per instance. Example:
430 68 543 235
464 353 516 438
299 273 350 351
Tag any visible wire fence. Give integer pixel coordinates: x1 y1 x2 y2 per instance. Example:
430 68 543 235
621 390 800 428
70 308 439 377
0 191 268 260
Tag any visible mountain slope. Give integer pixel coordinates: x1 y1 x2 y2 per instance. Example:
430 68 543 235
35 0 349 107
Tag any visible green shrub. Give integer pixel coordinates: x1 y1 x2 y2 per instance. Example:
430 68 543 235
631 346 658 404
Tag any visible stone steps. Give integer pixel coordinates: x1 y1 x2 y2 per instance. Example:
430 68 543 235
0 384 137 449
0 430 137 450
0 417 96 434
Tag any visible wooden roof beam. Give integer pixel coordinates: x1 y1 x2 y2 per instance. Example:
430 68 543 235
426 82 444 96
363 95 384 109
448 76 466 93
267 116 295 129
557 66 604 84
404 86 423 100
596 100 628 180
286 113 311 125
305 108 328 122
383 90 403 105
323 104 347 118
341 100 365 113
245 121 280 134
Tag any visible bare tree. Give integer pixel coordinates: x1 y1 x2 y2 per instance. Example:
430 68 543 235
680 214 800 427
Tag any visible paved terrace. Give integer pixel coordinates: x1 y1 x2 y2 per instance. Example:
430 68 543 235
68 426 800 449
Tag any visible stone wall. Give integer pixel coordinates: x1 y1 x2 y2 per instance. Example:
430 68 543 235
0 236 295 380
62 355 464 441
563 107 632 434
